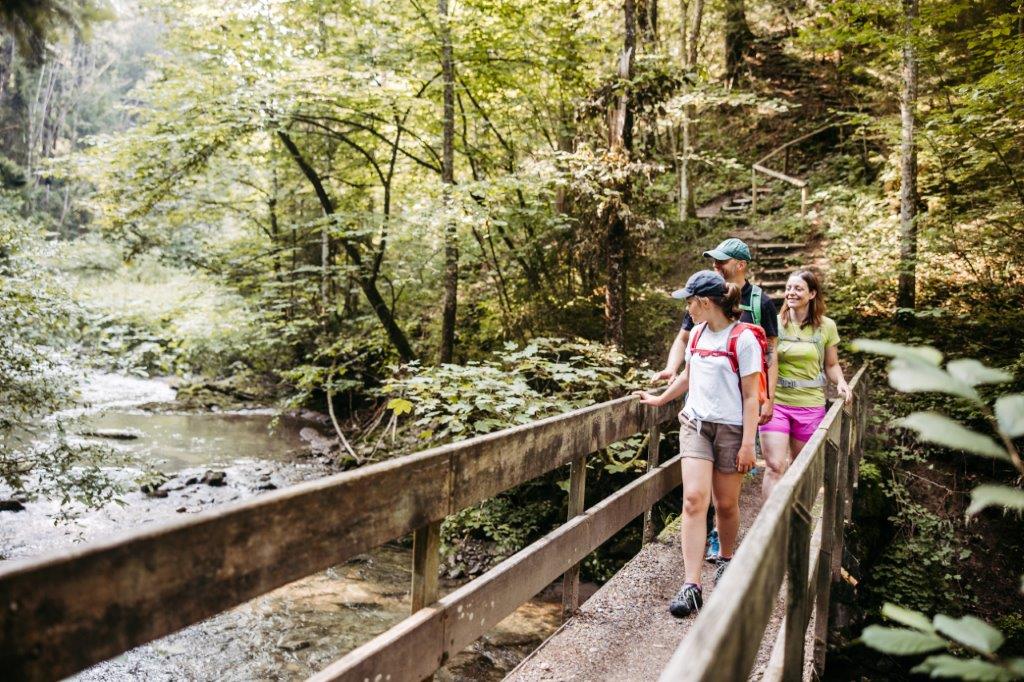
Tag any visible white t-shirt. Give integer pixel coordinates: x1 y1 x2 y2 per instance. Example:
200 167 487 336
682 322 763 426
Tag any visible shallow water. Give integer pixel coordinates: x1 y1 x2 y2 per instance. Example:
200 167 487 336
3 374 560 681
79 410 314 472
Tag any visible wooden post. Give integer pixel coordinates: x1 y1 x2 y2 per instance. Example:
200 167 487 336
800 185 808 217
642 425 661 545
411 521 441 612
812 436 840 675
561 453 587 621
831 413 852 582
782 498 813 682
751 168 758 214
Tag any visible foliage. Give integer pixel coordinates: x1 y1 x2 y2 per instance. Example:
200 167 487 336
379 337 640 453
854 339 1024 680
0 191 120 509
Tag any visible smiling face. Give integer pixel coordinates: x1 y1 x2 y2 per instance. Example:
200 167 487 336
784 274 816 310
711 257 748 284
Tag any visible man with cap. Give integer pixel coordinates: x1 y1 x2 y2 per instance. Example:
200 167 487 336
652 237 779 559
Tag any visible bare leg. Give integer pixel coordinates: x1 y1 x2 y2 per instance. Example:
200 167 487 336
711 471 745 558
761 431 792 501
680 458 713 585
790 436 808 459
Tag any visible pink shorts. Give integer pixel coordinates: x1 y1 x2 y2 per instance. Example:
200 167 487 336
760 404 826 443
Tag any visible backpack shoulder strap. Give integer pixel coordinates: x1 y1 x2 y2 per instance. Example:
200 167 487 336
738 284 763 327
688 323 706 353
748 285 762 327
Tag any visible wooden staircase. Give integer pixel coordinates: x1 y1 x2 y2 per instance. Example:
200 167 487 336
750 240 806 301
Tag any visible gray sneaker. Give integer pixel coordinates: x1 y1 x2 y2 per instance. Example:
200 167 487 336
712 558 731 584
668 583 703 618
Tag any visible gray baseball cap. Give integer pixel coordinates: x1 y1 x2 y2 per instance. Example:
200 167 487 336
671 270 727 299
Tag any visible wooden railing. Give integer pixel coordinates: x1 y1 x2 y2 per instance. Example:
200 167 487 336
750 121 839 217
659 366 870 681
0 392 683 682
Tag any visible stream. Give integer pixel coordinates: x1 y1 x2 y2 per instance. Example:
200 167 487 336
0 374 561 681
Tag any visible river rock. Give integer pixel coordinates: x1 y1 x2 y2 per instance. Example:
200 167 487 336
140 473 171 497
299 427 336 455
81 428 143 440
275 633 311 652
201 470 227 487
0 499 26 512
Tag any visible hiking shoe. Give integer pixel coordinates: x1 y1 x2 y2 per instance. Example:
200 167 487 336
713 557 731 585
704 529 720 562
668 583 703 618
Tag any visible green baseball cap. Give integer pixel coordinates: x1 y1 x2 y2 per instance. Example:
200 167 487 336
703 237 752 262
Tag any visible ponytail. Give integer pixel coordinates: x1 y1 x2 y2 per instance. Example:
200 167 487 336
706 282 742 320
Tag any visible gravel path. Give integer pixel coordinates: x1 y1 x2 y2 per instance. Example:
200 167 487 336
506 470 791 682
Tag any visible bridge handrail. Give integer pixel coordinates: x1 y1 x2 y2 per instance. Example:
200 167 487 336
659 365 870 681
0 390 680 681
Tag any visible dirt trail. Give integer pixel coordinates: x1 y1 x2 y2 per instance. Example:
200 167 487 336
506 471 791 681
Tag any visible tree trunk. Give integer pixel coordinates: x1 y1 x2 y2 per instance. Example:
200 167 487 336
438 0 458 364
724 0 752 83
605 0 636 349
678 0 702 220
897 0 918 312
277 130 415 362
637 0 657 44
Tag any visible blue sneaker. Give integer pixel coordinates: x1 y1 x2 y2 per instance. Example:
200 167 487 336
704 529 720 562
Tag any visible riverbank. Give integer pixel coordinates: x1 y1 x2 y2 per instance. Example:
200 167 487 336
0 372 563 681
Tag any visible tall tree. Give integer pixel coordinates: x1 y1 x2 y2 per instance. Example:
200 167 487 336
605 0 636 348
724 0 752 83
438 0 458 364
677 0 704 219
897 0 918 312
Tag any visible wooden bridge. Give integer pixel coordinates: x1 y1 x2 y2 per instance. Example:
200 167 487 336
0 368 868 681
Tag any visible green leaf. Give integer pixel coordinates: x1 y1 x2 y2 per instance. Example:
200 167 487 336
946 359 1013 387
888 360 981 403
852 339 943 366
933 614 1004 655
386 398 414 416
966 485 1024 516
882 603 935 632
995 394 1024 438
912 655 1016 681
860 625 947 655
895 412 1008 461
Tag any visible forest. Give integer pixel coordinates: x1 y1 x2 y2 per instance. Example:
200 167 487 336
1 0 1023 679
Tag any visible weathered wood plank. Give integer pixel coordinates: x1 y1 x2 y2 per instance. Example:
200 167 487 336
412 521 442 612
642 424 661 545
561 453 587 621
0 394 679 682
753 163 808 188
812 438 841 676
782 495 813 681
314 454 684 682
450 397 678 510
762 499 826 682
307 606 446 682
0 450 452 682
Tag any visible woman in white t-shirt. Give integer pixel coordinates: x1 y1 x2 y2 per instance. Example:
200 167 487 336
638 270 763 618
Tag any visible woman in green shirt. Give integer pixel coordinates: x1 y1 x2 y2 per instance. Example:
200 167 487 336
760 270 851 499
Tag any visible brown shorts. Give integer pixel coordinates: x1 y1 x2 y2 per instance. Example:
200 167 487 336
678 414 744 474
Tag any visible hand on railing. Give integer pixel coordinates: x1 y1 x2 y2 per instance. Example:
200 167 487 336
634 389 666 407
836 382 852 404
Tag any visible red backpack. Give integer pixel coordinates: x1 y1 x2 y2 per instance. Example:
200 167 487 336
688 322 770 409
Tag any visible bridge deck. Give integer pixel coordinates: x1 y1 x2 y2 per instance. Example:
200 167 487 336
507 472 789 681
